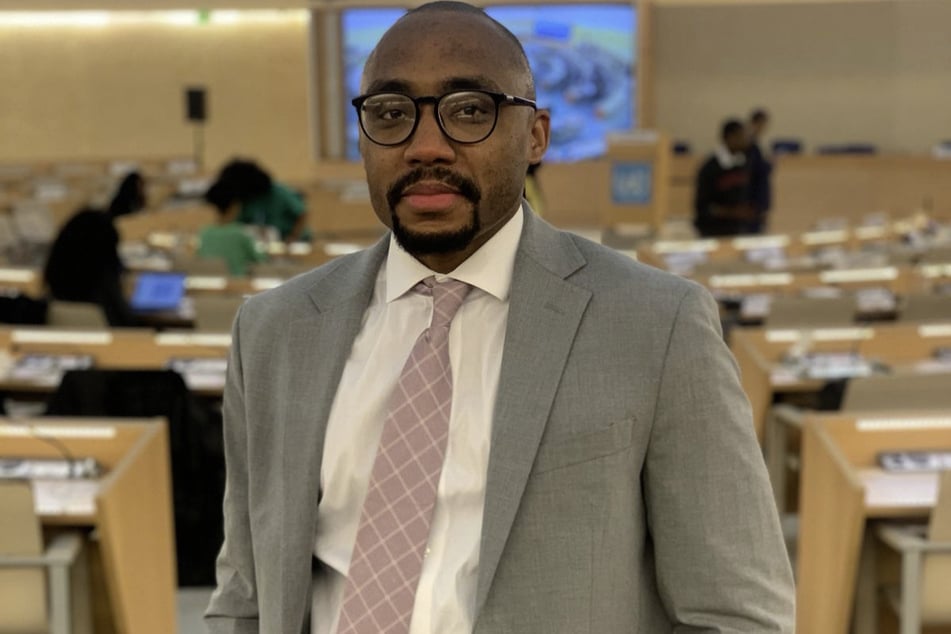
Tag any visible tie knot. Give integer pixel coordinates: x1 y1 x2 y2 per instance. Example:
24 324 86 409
415 276 471 328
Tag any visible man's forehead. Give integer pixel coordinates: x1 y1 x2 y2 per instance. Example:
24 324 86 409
363 12 520 91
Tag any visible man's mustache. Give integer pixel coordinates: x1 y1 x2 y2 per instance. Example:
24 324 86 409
386 167 481 211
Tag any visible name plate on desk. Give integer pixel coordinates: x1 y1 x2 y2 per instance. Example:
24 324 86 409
12 330 113 345
7 353 93 386
919 324 951 338
766 327 875 343
819 267 898 283
859 469 938 509
155 333 231 347
185 275 228 290
0 268 37 283
32 478 98 517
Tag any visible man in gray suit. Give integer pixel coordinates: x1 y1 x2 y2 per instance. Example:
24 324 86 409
206 2 795 632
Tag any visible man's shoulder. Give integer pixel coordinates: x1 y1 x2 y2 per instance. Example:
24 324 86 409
239 245 379 319
556 230 699 304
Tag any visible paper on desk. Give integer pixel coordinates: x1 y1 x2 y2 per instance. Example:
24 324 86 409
32 479 98 516
859 468 939 509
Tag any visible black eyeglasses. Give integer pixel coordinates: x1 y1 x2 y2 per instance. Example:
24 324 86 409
352 90 537 146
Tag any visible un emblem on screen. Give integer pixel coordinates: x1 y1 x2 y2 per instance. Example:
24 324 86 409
611 162 653 205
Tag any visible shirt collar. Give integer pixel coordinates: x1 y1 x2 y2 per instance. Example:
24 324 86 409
384 205 524 303
715 144 747 169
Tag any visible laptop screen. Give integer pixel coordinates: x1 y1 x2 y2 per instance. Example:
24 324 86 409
130 272 186 312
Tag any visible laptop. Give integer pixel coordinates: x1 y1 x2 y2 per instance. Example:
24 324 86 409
130 272 186 312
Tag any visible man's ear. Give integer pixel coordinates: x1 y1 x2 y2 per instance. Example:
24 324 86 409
528 108 551 163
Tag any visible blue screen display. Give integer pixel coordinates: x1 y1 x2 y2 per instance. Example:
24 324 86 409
341 4 637 162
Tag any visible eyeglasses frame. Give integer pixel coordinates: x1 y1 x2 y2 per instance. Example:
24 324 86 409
351 89 538 146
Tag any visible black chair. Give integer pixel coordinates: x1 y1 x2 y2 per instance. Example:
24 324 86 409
771 139 803 156
816 143 877 155
672 140 692 155
0 293 47 325
45 369 224 586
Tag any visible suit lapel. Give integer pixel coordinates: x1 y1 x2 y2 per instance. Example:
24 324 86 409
279 239 388 626
475 213 591 615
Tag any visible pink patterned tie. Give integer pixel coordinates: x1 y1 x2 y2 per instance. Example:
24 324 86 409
336 276 471 634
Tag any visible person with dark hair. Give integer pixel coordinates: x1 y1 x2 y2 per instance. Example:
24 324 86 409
747 108 773 233
214 159 310 243
43 207 138 326
107 171 147 218
198 182 267 276
207 3 794 632
693 118 754 237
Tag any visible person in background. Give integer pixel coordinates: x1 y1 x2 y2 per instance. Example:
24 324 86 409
199 182 268 277
693 118 753 237
747 108 773 233
207 3 794 632
107 171 147 218
214 159 311 243
43 207 138 326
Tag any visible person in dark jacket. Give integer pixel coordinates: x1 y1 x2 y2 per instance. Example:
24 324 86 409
746 108 773 233
693 119 753 237
43 207 139 326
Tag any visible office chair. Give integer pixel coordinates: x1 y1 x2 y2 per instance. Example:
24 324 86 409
771 139 803 156
45 369 224 586
46 301 108 329
191 294 245 331
764 295 856 329
920 246 951 265
0 481 86 634
841 373 951 412
877 470 951 633
899 293 951 324
816 143 877 155
172 254 230 276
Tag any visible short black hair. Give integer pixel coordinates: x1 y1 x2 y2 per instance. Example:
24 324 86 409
750 108 769 124
205 181 236 214
721 119 745 141
215 159 272 203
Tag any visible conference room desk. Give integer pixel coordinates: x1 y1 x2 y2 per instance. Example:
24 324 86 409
0 327 231 398
730 322 951 443
635 226 908 272
0 418 176 634
797 410 951 634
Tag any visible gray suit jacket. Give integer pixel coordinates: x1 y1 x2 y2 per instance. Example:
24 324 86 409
206 210 795 633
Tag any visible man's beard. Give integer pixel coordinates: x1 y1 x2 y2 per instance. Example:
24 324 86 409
385 167 482 255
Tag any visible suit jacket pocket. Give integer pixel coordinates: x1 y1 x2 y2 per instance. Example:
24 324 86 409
532 418 634 474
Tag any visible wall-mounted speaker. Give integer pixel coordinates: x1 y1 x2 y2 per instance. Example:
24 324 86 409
185 87 207 123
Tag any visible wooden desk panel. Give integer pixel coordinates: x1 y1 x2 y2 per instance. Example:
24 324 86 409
0 419 176 634
797 412 951 634
731 323 951 441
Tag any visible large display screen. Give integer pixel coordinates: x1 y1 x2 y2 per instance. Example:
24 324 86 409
341 4 637 162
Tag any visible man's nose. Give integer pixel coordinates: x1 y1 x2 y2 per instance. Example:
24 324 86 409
403 105 456 165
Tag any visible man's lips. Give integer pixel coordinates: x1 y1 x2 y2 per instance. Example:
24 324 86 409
401 182 463 211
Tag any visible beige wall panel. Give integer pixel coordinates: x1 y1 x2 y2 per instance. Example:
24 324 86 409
0 19 313 180
653 0 951 156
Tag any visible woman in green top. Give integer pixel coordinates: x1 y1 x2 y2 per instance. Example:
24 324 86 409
199 182 268 276
215 160 311 243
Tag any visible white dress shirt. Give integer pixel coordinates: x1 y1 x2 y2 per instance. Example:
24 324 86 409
312 209 523 634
